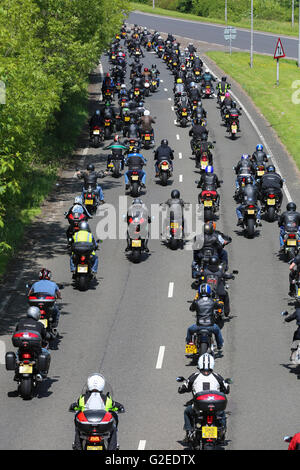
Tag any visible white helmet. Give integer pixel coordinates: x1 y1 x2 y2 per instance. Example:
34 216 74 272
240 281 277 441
144 110 150 116
121 84 126 89
205 69 209 73
87 373 105 392
198 353 214 372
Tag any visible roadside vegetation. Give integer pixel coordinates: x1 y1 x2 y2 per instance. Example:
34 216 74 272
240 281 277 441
206 51 300 168
131 1 299 37
0 0 129 276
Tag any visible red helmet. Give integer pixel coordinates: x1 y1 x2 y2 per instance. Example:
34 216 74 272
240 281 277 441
106 72 110 77
144 67 149 72
39 268 52 280
114 134 119 142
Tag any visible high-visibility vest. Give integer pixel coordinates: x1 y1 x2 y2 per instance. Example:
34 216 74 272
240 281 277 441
73 230 93 243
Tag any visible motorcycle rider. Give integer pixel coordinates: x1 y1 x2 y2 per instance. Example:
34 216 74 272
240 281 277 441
186 284 224 350
187 42 197 54
161 189 185 239
76 164 106 204
234 154 255 197
197 165 221 207
192 222 231 271
138 109 156 141
14 306 51 381
70 221 98 276
102 72 115 96
226 100 241 132
70 373 125 450
192 135 214 167
200 69 216 94
278 202 300 250
201 256 234 316
28 269 62 328
65 196 92 243
236 176 261 226
251 143 269 165
259 164 283 206
288 254 300 297
220 92 232 120
216 76 231 95
104 135 127 170
282 306 300 361
178 353 230 443
124 146 147 190
126 198 151 252
154 139 174 176
89 109 103 138
189 118 209 154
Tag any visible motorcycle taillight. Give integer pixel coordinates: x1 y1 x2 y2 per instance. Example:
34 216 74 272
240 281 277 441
289 234 296 238
80 256 86 262
22 353 32 359
268 194 275 198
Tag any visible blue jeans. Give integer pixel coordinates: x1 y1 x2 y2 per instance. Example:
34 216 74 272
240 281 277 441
186 324 223 349
236 205 261 221
70 254 98 273
82 186 104 202
125 170 146 185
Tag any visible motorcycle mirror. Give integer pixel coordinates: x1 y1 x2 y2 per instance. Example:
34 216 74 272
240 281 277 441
283 436 292 442
219 180 223 184
26 283 31 289
225 378 233 384
232 270 239 275
176 376 185 382
281 311 289 316
213 140 216 144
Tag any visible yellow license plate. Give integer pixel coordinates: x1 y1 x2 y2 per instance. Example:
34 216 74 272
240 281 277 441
232 125 237 132
19 364 33 374
248 210 255 214
145 136 150 140
220 96 225 102
202 426 218 439
173 63 177 66
225 114 229 119
86 446 103 451
201 162 208 169
77 265 88 273
152 81 157 85
182 112 187 116
161 164 169 170
204 200 213 207
171 222 179 228
111 56 116 59
132 240 141 247
124 117 130 121
257 171 264 176
134 91 139 95
185 344 197 354
131 175 139 181
108 163 114 168
267 199 275 205
39 319 48 328
195 71 199 75
287 240 297 246
93 130 100 135
105 122 110 126
85 199 93 205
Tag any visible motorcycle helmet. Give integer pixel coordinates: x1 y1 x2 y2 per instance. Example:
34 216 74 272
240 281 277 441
144 110 150 116
79 221 89 231
177 78 183 84
221 76 227 82
225 92 230 98
256 144 263 151
87 373 105 392
198 353 214 372
205 165 214 174
241 154 249 160
204 222 214 235
287 202 296 212
198 283 212 297
114 135 119 142
87 164 95 171
95 109 100 116
39 268 52 280
266 165 275 173
171 189 180 199
161 139 168 146
27 306 41 321
132 198 143 206
144 67 149 72
209 255 219 266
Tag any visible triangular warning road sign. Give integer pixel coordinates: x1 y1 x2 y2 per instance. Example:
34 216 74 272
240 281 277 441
274 38 285 59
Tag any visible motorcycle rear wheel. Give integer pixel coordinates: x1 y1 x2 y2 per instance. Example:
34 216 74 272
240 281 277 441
19 377 33 400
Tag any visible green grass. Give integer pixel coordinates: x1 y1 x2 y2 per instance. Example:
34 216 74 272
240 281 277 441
206 51 300 167
0 88 89 276
130 2 299 37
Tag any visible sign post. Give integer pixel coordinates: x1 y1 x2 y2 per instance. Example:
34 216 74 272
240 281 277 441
274 38 285 86
224 26 237 55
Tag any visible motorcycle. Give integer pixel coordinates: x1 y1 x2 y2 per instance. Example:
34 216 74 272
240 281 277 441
240 203 259 238
202 84 213 99
150 77 158 93
6 331 50 399
177 107 189 127
217 91 226 106
261 190 281 222
103 88 113 103
143 79 150 98
103 118 113 140
185 327 215 360
65 210 89 246
176 378 232 450
193 68 202 82
157 160 172 186
229 119 238 140
199 189 218 222
254 164 266 185
141 131 154 150
90 126 104 148
157 45 164 58
195 150 211 172
126 170 143 197
71 243 99 291
27 290 58 340
82 186 99 215
282 224 300 261
107 154 123 178
126 215 149 263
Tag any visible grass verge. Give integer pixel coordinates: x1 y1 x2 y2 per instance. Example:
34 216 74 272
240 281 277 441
206 51 300 167
130 2 299 38
0 87 89 277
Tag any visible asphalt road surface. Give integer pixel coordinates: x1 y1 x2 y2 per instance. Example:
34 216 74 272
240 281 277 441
129 11 299 59
0 31 299 451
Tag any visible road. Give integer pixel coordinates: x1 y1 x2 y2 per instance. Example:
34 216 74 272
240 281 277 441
129 11 299 59
0 31 299 451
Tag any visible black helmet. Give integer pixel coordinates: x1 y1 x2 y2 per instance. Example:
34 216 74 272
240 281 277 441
221 76 227 81
204 222 214 235
79 221 90 231
161 139 168 146
171 189 180 199
209 255 219 266
87 164 95 171
266 165 275 173
287 202 296 212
